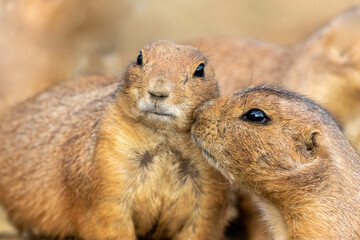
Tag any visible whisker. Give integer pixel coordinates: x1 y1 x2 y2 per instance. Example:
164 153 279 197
199 42 219 55
107 67 128 75
197 37 203 50
247 65 255 87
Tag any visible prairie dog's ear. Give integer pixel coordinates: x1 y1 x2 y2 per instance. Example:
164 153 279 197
303 6 360 63
296 129 322 161
304 131 320 156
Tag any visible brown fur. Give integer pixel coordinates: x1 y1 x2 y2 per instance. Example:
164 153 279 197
192 85 360 239
0 40 230 239
190 6 360 150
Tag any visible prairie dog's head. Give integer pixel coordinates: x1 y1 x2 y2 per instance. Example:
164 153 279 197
191 85 351 195
120 40 219 131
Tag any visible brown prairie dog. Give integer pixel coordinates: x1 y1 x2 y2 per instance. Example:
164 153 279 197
0 40 230 239
190 6 360 149
188 7 360 240
192 85 360 239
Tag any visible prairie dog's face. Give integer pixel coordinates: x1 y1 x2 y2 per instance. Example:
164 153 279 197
122 40 219 131
191 86 330 191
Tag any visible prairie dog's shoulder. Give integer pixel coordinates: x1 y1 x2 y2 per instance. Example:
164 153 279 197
0 75 120 159
1 75 120 123
32 75 120 105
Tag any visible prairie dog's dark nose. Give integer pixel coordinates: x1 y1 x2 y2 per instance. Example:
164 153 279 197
147 77 173 98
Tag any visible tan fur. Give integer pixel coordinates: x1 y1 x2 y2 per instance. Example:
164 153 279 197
192 85 360 239
189 38 290 95
190 6 360 150
0 40 230 239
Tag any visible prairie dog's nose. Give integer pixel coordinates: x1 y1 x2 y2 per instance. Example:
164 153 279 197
193 100 215 120
147 77 173 98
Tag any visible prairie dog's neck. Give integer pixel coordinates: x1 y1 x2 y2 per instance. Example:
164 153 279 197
255 197 287 240
254 168 360 240
255 195 329 240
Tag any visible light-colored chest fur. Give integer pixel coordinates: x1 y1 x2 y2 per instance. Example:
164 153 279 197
255 196 288 240
130 144 202 236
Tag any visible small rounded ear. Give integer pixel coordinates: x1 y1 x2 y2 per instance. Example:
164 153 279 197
294 130 322 163
304 131 320 156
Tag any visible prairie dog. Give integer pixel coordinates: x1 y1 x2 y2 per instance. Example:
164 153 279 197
192 85 360 239
0 40 230 239
190 6 360 149
189 7 360 240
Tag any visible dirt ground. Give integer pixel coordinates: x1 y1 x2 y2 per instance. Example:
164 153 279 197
1 0 360 238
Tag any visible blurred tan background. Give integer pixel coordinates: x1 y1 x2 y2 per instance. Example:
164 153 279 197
1 0 360 237
1 0 360 116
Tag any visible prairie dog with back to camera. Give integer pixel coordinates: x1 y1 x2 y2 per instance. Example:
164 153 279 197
192 85 360 239
0 40 230 239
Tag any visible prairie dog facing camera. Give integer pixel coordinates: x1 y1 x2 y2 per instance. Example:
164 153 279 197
192 85 360 239
0 40 230 239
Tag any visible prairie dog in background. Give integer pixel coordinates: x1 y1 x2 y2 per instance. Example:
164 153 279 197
190 6 360 149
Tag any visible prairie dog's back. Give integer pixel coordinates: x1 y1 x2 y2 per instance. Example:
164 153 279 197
0 75 119 233
189 38 290 96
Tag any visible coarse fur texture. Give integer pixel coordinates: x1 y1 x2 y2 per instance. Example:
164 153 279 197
0 40 230 239
192 85 360 239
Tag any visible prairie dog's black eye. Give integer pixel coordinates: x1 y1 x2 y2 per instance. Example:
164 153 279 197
194 63 205 77
242 108 269 124
137 51 143 65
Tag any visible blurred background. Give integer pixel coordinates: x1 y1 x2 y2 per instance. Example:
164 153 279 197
1 0 360 116
0 0 360 237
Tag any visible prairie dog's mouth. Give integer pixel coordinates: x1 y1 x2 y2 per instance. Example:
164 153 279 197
192 134 235 182
138 99 180 119
145 110 174 117
201 148 215 161
192 135 215 162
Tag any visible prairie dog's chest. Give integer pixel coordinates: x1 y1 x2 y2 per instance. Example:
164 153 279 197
133 144 201 185
130 143 204 236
